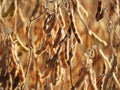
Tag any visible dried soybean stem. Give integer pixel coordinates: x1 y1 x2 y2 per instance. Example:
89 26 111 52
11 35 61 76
68 61 74 89
13 0 17 33
35 70 38 90
109 19 120 41
24 16 34 88
25 48 32 78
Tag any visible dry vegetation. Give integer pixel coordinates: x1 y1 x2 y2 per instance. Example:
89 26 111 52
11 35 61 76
0 0 120 90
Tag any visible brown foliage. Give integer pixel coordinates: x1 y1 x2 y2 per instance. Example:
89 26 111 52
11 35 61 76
0 0 120 90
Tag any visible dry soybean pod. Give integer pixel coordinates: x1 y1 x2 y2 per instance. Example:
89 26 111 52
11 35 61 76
30 1 40 20
46 13 56 33
60 51 68 69
51 63 59 85
69 10 82 44
95 0 104 21
43 14 52 31
58 6 65 28
44 13 56 34
36 34 51 55
53 26 62 48
42 68 52 79
73 33 81 44
64 40 68 59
